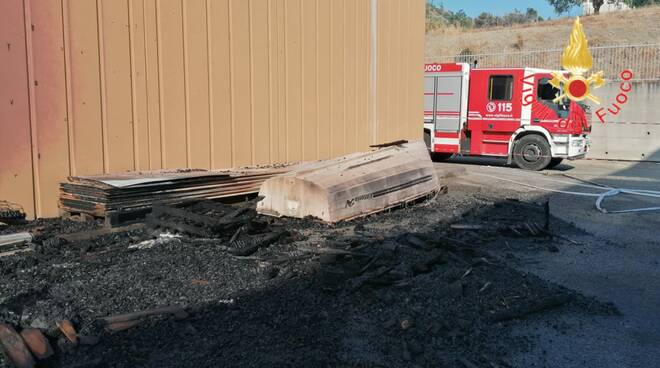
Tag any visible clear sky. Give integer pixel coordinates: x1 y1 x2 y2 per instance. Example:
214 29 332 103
430 0 582 19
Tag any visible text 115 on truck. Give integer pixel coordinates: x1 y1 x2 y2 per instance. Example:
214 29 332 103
424 63 591 170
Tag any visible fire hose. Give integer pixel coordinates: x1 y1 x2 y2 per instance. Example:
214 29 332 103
472 172 660 214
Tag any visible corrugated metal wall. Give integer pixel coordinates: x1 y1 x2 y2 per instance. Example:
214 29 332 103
0 0 425 219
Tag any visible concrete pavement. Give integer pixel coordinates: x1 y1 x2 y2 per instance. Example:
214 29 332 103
436 157 660 368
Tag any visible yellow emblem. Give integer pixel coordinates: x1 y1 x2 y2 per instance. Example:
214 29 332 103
550 17 605 104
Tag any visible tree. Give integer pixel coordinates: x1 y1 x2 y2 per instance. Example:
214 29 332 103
525 7 539 20
547 0 581 15
628 0 660 6
426 2 474 30
474 12 498 28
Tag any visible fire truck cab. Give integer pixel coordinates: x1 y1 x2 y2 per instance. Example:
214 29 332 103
424 63 591 170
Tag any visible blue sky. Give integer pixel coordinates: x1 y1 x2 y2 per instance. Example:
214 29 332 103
429 0 582 19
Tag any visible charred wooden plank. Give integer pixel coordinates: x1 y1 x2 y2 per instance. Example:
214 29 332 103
227 231 287 257
489 294 573 322
145 214 215 238
58 224 144 243
101 306 187 325
151 205 221 228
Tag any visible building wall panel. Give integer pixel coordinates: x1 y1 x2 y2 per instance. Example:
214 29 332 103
208 0 233 169
30 0 71 216
329 0 345 157
229 0 253 167
101 0 135 172
184 0 212 169
316 0 331 160
129 0 152 170
143 0 164 170
66 0 105 176
159 0 187 168
275 0 287 163
357 0 370 150
377 0 391 143
301 0 318 161
345 0 358 154
1 0 426 218
250 0 271 165
285 0 303 163
266 0 280 164
0 0 35 218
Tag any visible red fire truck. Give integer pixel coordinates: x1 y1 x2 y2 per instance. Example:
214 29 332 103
424 63 591 170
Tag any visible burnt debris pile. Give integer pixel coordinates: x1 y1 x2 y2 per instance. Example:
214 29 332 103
0 197 616 368
146 202 289 257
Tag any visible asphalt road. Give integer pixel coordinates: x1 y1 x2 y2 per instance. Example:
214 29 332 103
436 157 660 368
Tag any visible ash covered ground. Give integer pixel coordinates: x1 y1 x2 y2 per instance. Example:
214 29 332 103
0 186 618 368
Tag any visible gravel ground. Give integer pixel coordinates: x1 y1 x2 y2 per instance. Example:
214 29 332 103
0 186 618 368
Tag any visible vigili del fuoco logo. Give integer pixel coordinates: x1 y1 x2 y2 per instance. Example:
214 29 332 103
549 17 605 104
551 17 633 124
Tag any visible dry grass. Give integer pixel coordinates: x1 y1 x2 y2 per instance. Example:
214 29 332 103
426 5 660 58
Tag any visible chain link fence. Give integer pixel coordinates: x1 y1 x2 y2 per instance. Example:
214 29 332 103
426 44 660 81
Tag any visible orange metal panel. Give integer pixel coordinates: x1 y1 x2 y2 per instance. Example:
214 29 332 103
0 0 36 219
158 0 187 168
2 0 427 218
398 1 410 139
275 0 287 163
285 0 303 162
329 0 345 156
250 0 271 165
344 0 358 154
67 0 105 176
407 0 425 140
376 0 425 143
392 0 404 140
316 0 331 160
229 0 253 167
101 0 135 172
142 0 163 170
267 0 281 164
301 0 318 161
208 0 232 169
357 0 370 150
184 0 211 169
29 0 71 216
378 0 393 143
129 0 151 171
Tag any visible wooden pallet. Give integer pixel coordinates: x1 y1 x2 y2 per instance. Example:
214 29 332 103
59 207 151 228
58 166 294 228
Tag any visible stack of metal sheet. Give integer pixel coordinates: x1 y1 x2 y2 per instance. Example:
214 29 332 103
59 167 292 226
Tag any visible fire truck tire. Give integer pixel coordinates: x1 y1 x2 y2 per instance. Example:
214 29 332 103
512 135 552 171
548 158 564 169
430 152 453 162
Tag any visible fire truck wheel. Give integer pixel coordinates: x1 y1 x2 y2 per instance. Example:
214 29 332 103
547 158 564 169
430 152 453 162
513 135 552 171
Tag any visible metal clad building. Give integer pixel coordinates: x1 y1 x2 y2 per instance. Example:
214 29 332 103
1 0 426 219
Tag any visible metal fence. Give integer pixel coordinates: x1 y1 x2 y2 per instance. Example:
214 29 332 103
426 44 660 81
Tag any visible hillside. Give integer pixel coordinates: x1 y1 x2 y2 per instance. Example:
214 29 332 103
426 5 660 58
